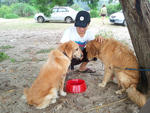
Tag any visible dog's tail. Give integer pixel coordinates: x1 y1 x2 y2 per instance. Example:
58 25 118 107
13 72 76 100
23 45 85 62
136 67 148 94
126 85 147 107
127 67 148 107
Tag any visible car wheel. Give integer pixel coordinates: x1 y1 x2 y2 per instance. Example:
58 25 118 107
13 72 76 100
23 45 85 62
65 17 73 23
37 16 45 23
123 20 127 26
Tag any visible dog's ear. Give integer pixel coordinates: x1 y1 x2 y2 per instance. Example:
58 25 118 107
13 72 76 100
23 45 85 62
58 43 67 52
86 40 98 59
64 41 73 58
58 41 73 58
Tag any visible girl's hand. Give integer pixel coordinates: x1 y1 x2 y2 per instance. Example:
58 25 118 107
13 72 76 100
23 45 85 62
95 36 104 43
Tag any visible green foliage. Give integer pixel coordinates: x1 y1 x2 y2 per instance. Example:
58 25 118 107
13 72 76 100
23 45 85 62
107 3 122 16
70 4 83 11
11 3 36 17
88 0 99 10
90 9 99 18
31 0 68 16
79 0 99 10
0 52 16 63
10 58 16 63
108 0 113 3
0 5 12 18
0 52 10 62
32 0 52 16
23 4 37 16
53 0 67 5
0 3 36 18
67 0 74 6
4 13 19 19
0 45 16 62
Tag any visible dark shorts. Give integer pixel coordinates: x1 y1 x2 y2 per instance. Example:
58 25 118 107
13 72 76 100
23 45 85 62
101 14 106 17
70 48 97 70
70 48 88 70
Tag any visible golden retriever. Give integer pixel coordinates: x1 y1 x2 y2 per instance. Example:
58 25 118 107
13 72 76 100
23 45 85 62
23 41 82 109
86 38 148 107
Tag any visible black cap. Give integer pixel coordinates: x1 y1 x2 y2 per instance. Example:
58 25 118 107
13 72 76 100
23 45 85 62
75 11 91 28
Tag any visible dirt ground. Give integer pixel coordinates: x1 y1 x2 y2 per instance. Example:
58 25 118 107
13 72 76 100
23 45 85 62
0 18 140 113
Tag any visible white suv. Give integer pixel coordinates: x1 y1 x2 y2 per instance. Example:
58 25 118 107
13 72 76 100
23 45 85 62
109 10 126 26
34 6 78 23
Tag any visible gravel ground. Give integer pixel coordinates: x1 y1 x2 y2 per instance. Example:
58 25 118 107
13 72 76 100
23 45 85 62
0 18 140 113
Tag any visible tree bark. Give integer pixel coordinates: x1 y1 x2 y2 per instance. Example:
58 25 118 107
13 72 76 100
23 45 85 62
119 0 150 88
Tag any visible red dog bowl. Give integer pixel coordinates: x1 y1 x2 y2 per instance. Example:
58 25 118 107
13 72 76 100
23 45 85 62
66 79 86 93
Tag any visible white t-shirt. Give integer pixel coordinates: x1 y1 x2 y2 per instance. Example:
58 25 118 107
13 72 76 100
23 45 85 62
60 26 95 50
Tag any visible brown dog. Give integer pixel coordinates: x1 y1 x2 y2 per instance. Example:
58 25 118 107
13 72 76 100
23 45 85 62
86 38 148 107
23 41 82 109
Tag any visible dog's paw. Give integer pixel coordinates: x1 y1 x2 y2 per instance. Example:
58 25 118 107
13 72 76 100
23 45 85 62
56 95 59 98
21 95 26 100
60 91 67 96
115 90 122 95
21 95 27 102
51 98 56 103
98 83 106 87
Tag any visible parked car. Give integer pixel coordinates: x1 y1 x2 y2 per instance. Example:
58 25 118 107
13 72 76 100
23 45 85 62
109 10 126 26
34 6 78 23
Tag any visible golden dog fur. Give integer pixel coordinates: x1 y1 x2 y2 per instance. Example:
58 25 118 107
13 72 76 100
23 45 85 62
24 41 82 109
86 38 147 107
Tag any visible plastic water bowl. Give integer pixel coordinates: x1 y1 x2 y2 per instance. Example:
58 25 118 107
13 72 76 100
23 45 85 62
66 79 86 93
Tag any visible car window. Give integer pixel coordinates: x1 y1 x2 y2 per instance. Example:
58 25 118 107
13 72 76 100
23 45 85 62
52 8 58 12
58 8 68 12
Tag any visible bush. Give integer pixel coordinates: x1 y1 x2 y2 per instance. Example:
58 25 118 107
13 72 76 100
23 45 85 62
0 52 9 62
0 5 12 18
70 4 83 11
4 13 19 19
23 5 37 17
90 9 99 18
11 3 36 17
106 3 122 16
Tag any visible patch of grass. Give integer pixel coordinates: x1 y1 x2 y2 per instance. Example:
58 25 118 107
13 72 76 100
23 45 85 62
0 52 10 62
0 45 14 49
0 52 16 63
4 13 19 19
10 58 16 63
36 48 54 54
95 30 114 38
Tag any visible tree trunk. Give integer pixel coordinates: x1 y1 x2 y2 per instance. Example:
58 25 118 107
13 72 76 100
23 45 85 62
119 0 150 88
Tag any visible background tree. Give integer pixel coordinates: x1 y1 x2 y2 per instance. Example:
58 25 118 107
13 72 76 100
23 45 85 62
119 0 150 88
67 0 73 6
79 0 99 9
78 0 99 18
106 3 121 16
2 0 18 5
30 0 69 16
108 0 113 4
